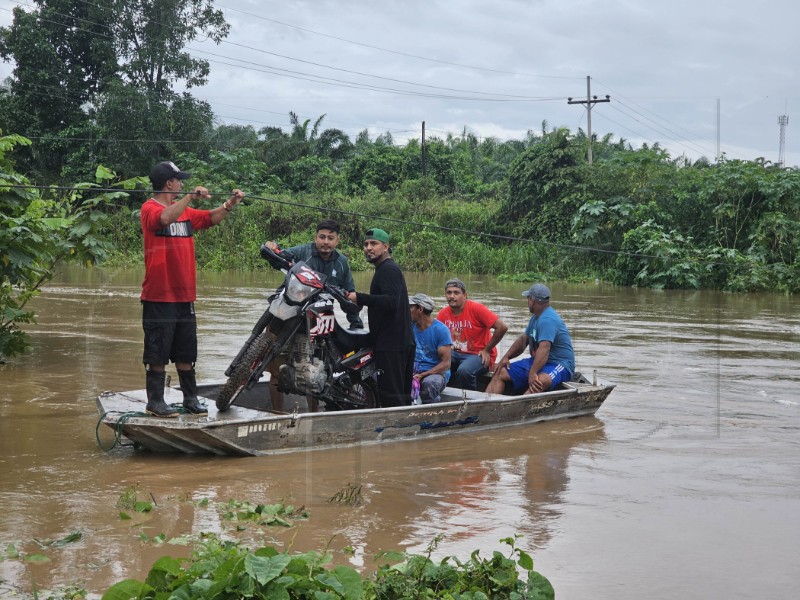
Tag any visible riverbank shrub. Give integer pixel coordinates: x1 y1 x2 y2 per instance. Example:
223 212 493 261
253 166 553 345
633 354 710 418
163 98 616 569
5 121 799 295
0 134 142 359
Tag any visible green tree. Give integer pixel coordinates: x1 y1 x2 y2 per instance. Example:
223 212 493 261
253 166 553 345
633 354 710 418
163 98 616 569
257 113 352 190
114 0 229 94
1 133 141 360
208 124 259 152
92 81 214 179
503 127 587 241
345 143 405 193
0 1 117 178
0 1 230 182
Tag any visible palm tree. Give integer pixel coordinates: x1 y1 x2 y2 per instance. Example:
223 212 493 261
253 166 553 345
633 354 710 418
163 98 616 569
256 112 353 169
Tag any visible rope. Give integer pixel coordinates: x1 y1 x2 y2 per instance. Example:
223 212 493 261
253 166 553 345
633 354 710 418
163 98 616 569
95 403 186 451
95 410 142 451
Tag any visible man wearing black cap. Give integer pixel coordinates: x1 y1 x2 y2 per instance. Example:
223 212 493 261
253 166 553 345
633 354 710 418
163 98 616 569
486 283 575 395
346 228 415 407
140 160 244 417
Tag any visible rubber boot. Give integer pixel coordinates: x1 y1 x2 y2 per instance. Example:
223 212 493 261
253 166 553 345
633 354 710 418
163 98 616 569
146 370 179 417
178 368 207 415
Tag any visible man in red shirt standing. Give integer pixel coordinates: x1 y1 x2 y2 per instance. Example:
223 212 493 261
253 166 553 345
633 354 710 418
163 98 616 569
436 278 508 390
141 160 244 417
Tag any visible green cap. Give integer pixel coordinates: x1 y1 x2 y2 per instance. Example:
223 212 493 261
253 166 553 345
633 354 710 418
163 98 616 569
364 227 390 244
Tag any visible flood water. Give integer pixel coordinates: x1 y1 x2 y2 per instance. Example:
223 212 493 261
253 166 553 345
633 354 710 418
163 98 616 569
0 266 798 599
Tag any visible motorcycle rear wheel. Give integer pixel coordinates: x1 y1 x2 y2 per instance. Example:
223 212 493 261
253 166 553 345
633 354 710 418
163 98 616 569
329 377 379 410
354 379 379 409
216 331 277 411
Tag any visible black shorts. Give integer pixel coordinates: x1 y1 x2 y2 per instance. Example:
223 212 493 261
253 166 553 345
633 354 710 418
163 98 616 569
142 301 197 366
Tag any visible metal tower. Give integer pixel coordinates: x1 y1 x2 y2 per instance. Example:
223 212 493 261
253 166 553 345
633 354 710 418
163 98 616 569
778 115 789 167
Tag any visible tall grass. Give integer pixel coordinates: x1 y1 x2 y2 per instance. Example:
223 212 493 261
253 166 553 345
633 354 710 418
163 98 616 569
100 191 606 282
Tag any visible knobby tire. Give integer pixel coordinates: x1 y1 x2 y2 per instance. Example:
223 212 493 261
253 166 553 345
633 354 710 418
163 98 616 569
216 332 276 411
332 378 379 410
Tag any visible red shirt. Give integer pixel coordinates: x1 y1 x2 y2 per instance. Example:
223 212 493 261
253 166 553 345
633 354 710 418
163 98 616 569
140 199 211 302
437 299 500 365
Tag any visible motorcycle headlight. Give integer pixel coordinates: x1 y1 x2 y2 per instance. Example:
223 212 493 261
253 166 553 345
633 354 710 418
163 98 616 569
285 273 315 303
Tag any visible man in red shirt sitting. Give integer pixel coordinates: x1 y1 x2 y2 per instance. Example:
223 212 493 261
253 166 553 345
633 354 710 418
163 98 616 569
436 278 508 390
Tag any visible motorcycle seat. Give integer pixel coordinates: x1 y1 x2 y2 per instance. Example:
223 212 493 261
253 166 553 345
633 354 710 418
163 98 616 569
334 325 371 350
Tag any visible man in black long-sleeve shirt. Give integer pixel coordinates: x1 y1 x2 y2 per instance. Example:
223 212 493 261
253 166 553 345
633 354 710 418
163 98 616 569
347 228 415 407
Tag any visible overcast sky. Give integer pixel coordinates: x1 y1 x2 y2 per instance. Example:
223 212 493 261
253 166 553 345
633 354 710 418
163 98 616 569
1 0 798 166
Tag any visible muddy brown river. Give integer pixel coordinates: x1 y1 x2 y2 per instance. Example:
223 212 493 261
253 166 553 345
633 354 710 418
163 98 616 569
0 266 798 598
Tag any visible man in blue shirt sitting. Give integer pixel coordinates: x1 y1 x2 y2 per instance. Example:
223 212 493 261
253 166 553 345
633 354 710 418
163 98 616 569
409 293 452 404
486 283 575 395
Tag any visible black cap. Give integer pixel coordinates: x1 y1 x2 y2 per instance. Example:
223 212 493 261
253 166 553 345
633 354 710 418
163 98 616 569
149 161 191 190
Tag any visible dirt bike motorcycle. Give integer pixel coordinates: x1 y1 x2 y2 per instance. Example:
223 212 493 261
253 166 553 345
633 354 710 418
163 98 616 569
216 244 378 412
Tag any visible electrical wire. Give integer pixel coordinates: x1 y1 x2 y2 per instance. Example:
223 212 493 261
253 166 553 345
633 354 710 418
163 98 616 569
1 183 743 267
215 2 583 81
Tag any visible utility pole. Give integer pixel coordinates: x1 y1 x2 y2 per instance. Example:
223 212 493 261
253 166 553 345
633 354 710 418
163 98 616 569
568 75 610 164
778 114 789 167
421 121 427 177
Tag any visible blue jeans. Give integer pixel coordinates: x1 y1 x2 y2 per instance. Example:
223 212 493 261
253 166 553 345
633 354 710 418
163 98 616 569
450 351 488 390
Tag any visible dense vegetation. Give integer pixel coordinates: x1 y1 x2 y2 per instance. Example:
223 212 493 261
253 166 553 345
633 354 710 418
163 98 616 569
1 485 554 599
1 1 799 359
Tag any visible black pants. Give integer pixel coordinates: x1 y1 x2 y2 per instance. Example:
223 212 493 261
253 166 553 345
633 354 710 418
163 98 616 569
375 347 415 407
142 301 197 366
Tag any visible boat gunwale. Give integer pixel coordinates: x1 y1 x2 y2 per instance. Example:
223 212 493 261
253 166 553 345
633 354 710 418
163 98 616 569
98 380 615 430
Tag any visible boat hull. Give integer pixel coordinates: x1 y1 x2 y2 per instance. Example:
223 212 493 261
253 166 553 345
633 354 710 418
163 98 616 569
96 378 614 456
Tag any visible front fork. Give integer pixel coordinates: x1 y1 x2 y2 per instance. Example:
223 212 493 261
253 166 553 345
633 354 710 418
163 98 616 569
244 317 303 390
224 306 274 377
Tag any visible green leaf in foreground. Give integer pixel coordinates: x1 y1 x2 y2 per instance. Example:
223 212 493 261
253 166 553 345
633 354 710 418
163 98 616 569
245 553 292 585
101 579 154 600
98 533 554 599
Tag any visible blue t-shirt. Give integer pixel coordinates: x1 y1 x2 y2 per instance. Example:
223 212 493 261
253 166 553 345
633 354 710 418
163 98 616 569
524 306 575 375
413 319 452 382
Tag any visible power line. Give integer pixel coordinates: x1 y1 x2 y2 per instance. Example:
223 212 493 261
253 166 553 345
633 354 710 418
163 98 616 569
611 100 715 158
215 3 583 81
190 48 563 103
217 40 552 100
593 78 717 157
6 1 563 103
0 183 742 268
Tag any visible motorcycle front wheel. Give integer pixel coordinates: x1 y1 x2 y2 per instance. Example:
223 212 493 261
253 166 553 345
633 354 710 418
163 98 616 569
216 331 277 411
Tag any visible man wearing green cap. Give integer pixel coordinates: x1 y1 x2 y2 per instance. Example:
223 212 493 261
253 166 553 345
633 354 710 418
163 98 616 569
347 228 415 407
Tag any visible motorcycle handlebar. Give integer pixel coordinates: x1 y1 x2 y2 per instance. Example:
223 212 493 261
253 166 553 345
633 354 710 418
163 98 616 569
260 243 293 271
326 283 360 312
259 244 359 312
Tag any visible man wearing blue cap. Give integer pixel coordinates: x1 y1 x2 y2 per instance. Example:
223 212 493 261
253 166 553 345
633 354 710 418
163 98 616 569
486 283 575 395
347 228 415 407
